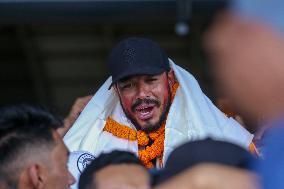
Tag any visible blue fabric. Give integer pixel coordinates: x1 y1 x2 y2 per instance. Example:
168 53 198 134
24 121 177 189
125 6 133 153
254 119 284 189
231 0 284 35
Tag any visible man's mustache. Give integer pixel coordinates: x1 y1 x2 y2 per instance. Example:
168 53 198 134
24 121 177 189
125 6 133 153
131 98 161 112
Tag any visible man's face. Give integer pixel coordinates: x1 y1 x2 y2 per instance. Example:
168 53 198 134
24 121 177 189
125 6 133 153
115 71 173 132
45 132 75 189
205 12 284 123
95 164 150 189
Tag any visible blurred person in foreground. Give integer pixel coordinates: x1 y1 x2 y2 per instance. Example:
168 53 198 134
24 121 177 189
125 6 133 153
203 0 284 188
153 138 255 186
79 150 151 189
206 0 284 127
0 104 75 189
151 138 259 189
154 163 258 189
64 37 253 170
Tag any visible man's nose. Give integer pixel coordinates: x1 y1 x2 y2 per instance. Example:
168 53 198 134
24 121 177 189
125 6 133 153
136 83 151 99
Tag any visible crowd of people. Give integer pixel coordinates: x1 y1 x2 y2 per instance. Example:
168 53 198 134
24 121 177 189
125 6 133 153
1 0 284 188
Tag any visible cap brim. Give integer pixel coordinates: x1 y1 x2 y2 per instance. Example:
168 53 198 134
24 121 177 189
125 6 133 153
108 66 166 90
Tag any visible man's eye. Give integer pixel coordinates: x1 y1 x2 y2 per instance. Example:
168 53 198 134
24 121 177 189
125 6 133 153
146 78 157 82
122 83 133 89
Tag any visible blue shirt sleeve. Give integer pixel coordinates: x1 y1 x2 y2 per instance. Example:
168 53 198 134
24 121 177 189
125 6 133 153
254 124 284 189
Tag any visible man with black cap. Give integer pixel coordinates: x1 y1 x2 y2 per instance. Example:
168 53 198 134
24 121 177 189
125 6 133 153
64 37 253 175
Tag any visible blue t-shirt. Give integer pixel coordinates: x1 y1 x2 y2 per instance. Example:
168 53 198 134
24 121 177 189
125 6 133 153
254 119 284 189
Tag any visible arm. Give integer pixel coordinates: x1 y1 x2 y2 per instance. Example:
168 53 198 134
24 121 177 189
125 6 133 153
57 95 93 137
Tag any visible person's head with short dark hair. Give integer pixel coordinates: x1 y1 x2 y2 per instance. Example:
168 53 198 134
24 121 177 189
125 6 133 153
79 150 150 189
153 138 255 185
0 104 75 189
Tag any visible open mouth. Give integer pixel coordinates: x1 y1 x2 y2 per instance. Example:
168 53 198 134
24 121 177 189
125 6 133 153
135 104 156 121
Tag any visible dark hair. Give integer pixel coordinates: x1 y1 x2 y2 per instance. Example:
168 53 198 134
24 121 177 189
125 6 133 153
0 104 63 189
79 150 144 189
153 138 255 185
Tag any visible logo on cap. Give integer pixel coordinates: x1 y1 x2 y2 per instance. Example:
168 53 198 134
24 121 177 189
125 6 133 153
77 153 95 173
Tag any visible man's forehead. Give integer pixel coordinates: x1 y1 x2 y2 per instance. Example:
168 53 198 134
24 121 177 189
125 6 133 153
118 73 164 83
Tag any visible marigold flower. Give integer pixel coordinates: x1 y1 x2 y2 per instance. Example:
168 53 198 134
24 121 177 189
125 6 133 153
137 130 149 146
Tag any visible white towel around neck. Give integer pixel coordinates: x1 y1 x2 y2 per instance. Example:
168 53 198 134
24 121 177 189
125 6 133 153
64 59 253 164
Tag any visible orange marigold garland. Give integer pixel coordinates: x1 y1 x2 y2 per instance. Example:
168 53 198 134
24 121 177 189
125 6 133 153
137 130 149 146
171 82 179 101
104 117 137 141
138 125 165 168
148 123 165 141
103 118 153 145
103 118 165 168
103 81 180 168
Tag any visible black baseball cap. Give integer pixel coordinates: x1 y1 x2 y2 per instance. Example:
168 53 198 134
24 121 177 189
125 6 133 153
107 37 170 89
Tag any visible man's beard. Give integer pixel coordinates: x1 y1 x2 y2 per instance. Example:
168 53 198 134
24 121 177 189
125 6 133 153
119 86 172 133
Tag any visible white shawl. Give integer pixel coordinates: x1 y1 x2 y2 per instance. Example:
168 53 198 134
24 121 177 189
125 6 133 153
64 59 253 164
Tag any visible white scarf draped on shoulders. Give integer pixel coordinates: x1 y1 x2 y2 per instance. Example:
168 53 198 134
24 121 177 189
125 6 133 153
64 59 253 163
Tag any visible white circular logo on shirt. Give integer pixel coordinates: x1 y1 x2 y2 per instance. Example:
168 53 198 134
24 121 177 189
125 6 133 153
77 153 95 173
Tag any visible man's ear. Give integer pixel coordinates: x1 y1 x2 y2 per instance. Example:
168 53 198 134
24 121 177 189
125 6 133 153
167 69 175 87
113 84 118 93
27 164 46 189
113 84 121 98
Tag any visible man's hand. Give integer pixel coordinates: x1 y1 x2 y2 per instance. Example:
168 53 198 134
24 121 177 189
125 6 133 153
57 95 93 137
154 163 259 189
